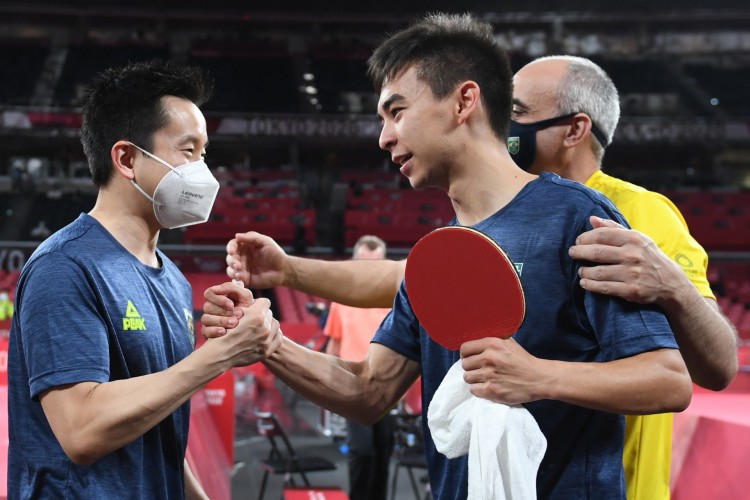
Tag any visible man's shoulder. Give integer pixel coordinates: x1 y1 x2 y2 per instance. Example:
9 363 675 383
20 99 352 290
22 215 137 292
536 172 620 211
25 215 95 266
585 170 666 205
586 170 682 219
540 171 606 195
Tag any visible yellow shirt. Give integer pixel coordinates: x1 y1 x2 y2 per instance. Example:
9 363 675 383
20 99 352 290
586 170 713 500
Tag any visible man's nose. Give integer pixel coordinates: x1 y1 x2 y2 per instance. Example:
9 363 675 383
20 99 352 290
378 123 395 151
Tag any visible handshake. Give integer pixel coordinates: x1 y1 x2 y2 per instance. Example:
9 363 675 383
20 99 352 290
200 281 284 368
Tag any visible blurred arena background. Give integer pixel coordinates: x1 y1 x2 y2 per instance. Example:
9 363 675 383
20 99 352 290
0 1 749 499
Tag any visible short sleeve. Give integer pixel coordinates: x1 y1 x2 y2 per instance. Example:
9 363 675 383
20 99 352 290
573 206 678 360
19 253 110 399
372 281 422 363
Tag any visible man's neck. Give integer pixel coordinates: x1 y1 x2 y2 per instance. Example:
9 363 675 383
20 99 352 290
555 148 600 184
89 190 161 268
447 149 537 227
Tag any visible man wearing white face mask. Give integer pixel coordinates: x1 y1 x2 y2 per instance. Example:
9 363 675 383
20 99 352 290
128 141 220 229
8 59 284 500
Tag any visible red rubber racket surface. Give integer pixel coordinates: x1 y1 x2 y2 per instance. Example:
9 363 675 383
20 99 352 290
405 226 525 350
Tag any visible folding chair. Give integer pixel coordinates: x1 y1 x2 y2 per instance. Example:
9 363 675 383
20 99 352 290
389 411 431 500
254 409 338 500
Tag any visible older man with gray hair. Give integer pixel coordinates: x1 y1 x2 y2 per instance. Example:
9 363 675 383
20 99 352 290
510 54 738 500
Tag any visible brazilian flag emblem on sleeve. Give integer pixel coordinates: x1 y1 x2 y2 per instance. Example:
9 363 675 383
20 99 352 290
508 136 520 155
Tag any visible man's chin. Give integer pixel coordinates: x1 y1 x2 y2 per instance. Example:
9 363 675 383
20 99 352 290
406 176 425 190
408 174 441 191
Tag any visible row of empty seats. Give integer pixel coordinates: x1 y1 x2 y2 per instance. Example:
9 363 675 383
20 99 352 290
339 170 401 186
663 190 750 251
344 186 454 247
0 271 19 294
344 212 450 248
709 262 750 340
347 187 452 212
183 210 315 247
340 184 749 251
273 286 327 327
2 178 746 253
213 184 307 212
719 298 750 340
214 169 298 185
185 173 316 247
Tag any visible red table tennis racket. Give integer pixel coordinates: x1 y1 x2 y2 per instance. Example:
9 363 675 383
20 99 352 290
405 226 525 350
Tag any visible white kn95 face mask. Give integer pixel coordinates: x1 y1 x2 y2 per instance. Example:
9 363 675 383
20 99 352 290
128 142 220 229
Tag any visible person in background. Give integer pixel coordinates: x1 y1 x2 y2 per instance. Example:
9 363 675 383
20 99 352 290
8 59 282 499
324 235 395 500
0 288 13 321
203 13 692 498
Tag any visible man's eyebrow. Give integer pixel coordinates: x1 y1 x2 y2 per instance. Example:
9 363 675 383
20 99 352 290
177 134 209 149
379 94 406 116
511 97 528 110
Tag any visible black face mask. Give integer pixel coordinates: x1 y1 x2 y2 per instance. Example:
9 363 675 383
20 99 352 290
507 113 577 171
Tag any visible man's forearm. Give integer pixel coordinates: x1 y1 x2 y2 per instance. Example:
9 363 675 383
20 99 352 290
263 339 419 424
660 287 738 391
41 342 234 465
542 348 692 414
285 257 404 308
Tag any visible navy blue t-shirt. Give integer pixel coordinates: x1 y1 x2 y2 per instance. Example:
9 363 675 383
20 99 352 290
373 173 678 500
8 214 196 499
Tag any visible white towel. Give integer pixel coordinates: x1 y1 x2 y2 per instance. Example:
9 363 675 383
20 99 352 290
428 360 547 500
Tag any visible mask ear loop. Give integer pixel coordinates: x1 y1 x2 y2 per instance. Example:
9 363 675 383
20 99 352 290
127 142 176 208
551 114 608 147
130 178 163 208
532 112 578 131
128 142 185 178
589 121 608 147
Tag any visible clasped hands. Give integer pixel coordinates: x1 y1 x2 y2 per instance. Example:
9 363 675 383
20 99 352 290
201 282 283 366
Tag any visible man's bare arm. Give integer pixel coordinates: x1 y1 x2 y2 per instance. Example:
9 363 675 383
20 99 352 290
570 216 738 390
226 231 404 307
461 338 692 414
202 283 420 423
39 298 281 465
286 256 404 308
655 289 738 391
265 340 420 424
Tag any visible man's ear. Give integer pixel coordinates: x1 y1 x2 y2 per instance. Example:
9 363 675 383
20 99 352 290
111 141 137 181
564 113 593 148
456 81 480 125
